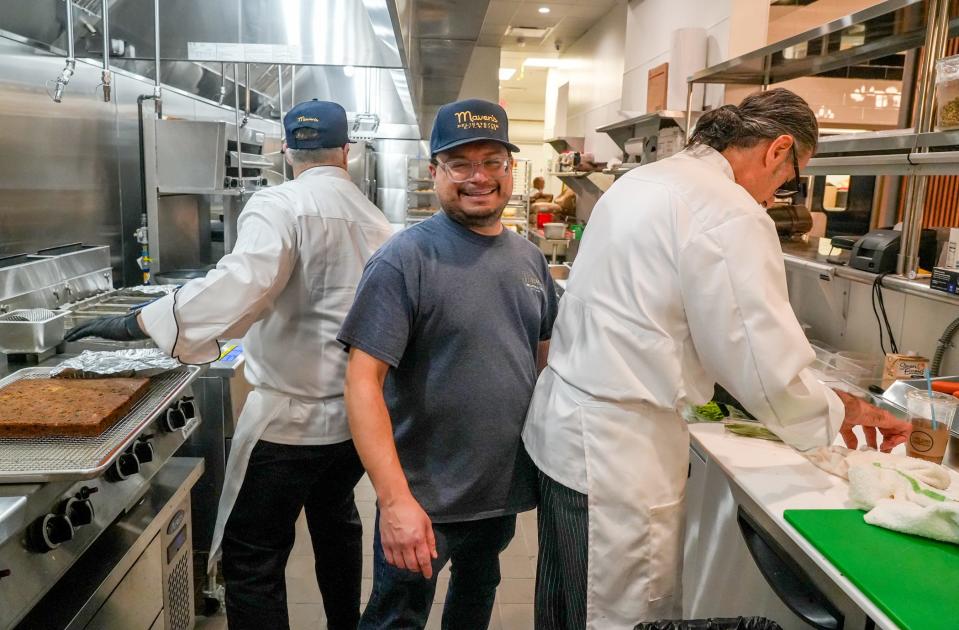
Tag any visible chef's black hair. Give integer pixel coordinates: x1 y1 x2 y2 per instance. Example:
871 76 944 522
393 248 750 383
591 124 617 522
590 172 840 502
688 88 818 155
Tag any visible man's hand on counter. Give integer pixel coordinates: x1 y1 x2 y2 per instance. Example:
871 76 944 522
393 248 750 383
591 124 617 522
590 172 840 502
64 311 151 343
833 389 912 453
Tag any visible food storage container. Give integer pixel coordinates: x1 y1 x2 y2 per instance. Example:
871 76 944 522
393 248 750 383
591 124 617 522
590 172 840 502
544 222 567 239
0 308 68 354
936 54 959 130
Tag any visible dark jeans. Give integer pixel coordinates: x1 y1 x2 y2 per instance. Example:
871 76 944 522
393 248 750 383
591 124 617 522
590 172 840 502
359 511 517 630
222 439 365 630
535 470 589 630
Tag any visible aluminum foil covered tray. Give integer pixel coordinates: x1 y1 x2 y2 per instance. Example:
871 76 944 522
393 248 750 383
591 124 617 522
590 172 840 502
51 348 181 378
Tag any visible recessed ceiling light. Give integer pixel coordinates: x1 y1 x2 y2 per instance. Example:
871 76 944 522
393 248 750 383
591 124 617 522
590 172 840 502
538 6 550 13
499 68 517 81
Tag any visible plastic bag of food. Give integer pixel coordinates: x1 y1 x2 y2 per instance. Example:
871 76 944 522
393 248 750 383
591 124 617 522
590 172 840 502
936 54 959 130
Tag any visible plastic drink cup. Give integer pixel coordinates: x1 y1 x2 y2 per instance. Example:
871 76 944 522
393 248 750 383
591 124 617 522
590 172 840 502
905 390 957 464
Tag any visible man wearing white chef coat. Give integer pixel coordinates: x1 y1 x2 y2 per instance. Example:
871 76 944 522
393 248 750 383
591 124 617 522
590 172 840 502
521 88 912 630
65 100 394 630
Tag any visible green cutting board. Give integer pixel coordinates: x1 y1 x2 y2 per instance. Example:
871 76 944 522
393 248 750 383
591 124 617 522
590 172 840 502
784 509 959 630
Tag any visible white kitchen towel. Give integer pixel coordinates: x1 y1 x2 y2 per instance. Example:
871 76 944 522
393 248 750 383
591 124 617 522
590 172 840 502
848 464 959 544
805 446 959 544
805 445 951 489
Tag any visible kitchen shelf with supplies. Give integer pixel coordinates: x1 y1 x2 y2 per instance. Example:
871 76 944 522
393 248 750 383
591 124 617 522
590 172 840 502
684 0 959 279
596 110 703 174
504 158 531 236
405 156 437 227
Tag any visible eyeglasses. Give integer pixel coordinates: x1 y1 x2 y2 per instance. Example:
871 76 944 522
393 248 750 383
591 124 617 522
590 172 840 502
775 144 803 200
431 157 512 183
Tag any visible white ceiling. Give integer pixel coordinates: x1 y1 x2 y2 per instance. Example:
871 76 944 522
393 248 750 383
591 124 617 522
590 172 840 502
487 0 622 111
479 0 623 53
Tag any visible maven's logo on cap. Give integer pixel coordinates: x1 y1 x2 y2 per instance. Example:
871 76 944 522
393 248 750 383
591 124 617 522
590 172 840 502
283 99 352 149
431 98 519 156
454 110 500 131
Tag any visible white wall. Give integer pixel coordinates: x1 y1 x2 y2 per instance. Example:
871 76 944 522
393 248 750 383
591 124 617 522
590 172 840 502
543 3 628 162
457 46 501 102
621 0 741 115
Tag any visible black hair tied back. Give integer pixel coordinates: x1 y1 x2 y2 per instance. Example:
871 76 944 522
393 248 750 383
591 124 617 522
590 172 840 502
687 105 744 152
686 88 819 155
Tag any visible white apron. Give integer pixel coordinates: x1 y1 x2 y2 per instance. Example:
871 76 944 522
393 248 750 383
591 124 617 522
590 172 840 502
580 400 690 629
207 388 287 573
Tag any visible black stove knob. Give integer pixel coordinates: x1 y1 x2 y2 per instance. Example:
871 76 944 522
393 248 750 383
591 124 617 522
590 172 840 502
28 513 74 552
0 568 10 580
164 406 186 432
133 440 154 464
179 396 196 421
66 498 95 527
107 452 140 481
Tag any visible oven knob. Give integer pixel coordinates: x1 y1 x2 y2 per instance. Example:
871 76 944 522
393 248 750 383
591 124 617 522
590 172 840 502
107 452 140 481
178 396 196 421
163 406 187 432
133 440 154 464
0 569 10 581
28 513 74 552
66 498 95 527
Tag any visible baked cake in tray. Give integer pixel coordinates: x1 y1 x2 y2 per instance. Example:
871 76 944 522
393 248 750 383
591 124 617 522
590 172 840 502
0 377 151 438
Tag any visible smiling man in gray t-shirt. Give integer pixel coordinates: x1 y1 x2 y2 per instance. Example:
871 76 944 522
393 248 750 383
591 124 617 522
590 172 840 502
338 98 557 629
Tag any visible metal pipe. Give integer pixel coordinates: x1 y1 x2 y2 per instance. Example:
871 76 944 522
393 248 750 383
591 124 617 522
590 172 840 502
52 0 76 102
100 0 110 102
233 63 245 195
277 65 287 182
897 0 950 278
152 0 162 116
291 65 297 105
217 62 226 106
242 63 251 127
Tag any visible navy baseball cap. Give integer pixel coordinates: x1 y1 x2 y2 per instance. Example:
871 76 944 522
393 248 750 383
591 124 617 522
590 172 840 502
284 99 352 149
430 98 520 156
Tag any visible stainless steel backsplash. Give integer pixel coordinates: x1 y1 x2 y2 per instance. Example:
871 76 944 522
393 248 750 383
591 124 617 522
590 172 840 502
0 36 280 286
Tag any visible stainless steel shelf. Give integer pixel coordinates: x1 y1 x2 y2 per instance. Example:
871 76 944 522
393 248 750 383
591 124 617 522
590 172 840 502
688 0 943 85
595 110 702 153
816 128 959 153
545 137 585 153
782 245 959 307
804 151 959 176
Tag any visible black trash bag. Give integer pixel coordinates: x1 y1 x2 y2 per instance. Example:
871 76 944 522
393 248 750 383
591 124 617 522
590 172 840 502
634 617 784 630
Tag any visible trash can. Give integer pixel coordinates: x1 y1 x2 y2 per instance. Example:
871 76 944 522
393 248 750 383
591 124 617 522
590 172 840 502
634 618 784 630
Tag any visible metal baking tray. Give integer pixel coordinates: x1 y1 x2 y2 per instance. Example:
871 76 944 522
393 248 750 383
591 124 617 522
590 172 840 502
0 308 68 354
0 366 200 483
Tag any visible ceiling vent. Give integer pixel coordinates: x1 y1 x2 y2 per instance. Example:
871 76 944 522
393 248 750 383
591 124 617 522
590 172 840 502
505 25 553 41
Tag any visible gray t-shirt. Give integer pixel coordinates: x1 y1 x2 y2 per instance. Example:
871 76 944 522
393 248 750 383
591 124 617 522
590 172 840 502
338 211 558 522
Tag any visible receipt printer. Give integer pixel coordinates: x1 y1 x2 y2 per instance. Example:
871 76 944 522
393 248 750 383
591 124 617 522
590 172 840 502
850 229 900 273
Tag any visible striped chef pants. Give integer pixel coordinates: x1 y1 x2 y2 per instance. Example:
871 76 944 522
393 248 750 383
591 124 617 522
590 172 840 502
535 469 589 630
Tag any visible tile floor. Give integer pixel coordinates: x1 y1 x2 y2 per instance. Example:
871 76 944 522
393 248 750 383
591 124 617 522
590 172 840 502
195 475 538 629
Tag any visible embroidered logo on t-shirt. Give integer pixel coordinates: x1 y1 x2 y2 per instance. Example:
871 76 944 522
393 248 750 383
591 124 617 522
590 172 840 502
522 272 544 294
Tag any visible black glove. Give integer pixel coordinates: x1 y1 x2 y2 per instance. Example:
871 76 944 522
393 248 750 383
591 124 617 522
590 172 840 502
64 311 151 342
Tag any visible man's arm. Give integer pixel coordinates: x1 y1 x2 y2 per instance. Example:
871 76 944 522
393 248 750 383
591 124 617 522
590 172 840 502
537 340 550 374
68 197 297 364
344 348 437 578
